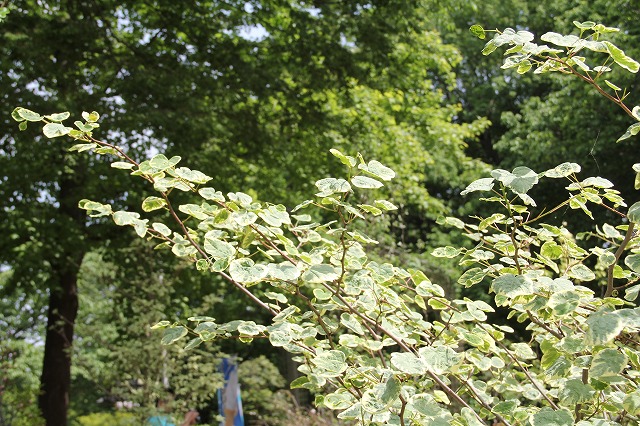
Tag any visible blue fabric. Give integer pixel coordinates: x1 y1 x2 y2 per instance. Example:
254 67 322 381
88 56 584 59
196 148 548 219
148 415 175 426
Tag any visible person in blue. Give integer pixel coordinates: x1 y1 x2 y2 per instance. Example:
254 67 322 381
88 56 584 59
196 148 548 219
148 394 198 426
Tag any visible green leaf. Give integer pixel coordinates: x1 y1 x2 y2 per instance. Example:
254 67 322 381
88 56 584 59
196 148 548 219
380 376 401 407
183 337 203 351
141 196 167 212
203 234 236 260
358 160 396 181
172 243 196 257
74 120 96 132
374 199 397 211
111 161 135 170
149 154 181 171
517 59 532 74
340 313 364 335
229 258 267 283
272 305 298 322
324 392 353 410
511 342 537 360
589 348 627 379
315 178 351 196
264 291 287 304
290 376 310 389
482 38 499 55
268 262 301 281
573 21 596 30
82 111 100 122
152 223 172 237
625 254 640 273
558 379 594 406
604 79 621 91
470 24 486 40
458 268 486 287
329 148 356 167
419 346 460 374
548 291 581 316
43 122 72 138
78 199 113 217
237 321 266 336
568 264 595 281
302 264 339 283
617 122 640 142
199 187 225 202
18 121 27 131
358 204 382 216
604 41 640 73
461 407 484 426
69 143 97 152
174 167 212 184
461 177 494 195
351 175 383 189
431 246 462 258
540 241 563 259
544 162 581 178
11 107 24 122
582 177 613 188
628 202 640 223
585 311 623 346
623 390 640 415
161 326 188 345
44 112 70 121
438 216 466 229
113 210 141 226
150 320 171 329
312 350 347 377
530 407 573 426
390 352 426 375
540 32 580 48
491 166 538 194
16 108 43 122
625 284 640 301
491 274 534 299
258 204 291 227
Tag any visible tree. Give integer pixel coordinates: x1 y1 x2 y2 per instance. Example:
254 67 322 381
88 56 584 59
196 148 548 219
2 2 489 424
13 18 640 425
443 0 640 225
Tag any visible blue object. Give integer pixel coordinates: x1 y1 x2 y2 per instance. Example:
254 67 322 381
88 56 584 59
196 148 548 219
148 415 175 426
218 358 244 426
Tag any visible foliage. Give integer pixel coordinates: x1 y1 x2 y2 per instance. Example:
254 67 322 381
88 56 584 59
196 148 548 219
0 3 489 423
0 339 44 426
68 250 224 423
238 355 292 424
11 15 640 426
444 0 640 233
71 411 137 426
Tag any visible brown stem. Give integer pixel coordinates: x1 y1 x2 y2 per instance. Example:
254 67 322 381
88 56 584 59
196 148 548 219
606 223 635 297
527 310 564 339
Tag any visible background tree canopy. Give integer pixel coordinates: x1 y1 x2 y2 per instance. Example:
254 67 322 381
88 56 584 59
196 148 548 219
1 1 639 425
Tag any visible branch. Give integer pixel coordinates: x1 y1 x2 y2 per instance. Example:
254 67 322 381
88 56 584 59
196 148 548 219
606 223 635 297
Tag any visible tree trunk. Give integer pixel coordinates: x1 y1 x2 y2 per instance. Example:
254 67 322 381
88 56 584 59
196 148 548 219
39 166 86 426
39 265 81 426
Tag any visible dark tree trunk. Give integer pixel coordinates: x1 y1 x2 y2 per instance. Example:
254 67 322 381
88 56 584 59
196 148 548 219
39 165 86 426
39 265 81 426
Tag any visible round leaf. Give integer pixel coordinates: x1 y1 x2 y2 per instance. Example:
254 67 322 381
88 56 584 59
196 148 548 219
203 234 236 260
312 350 347 377
229 258 267 283
161 326 188 345
351 175 383 189
390 352 426 375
